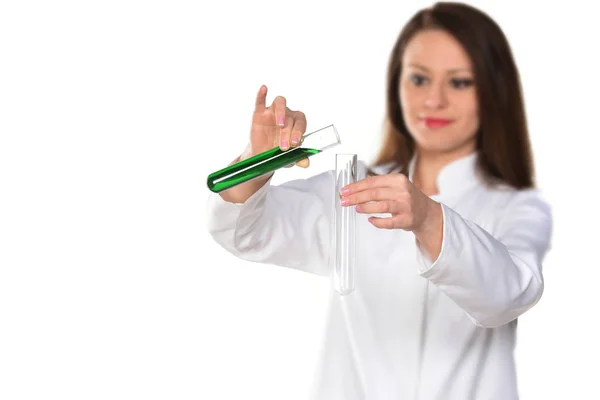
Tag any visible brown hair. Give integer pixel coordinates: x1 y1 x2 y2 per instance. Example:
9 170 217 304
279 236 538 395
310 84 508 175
372 2 534 189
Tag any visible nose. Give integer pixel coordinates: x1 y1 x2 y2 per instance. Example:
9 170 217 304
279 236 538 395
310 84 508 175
424 83 448 109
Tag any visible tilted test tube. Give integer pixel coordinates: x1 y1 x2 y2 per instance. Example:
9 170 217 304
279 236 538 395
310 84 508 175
207 125 341 193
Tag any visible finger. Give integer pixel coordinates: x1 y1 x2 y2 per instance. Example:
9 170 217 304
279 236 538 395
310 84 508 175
273 96 287 128
255 85 268 112
290 111 307 147
342 173 407 195
295 158 310 168
279 114 294 150
355 201 402 215
341 187 399 206
340 175 381 196
368 216 397 229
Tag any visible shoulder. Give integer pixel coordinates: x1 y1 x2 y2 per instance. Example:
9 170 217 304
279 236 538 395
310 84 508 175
453 182 552 239
482 184 551 216
477 184 553 240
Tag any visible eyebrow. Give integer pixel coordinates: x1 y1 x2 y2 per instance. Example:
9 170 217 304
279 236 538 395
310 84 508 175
407 63 471 74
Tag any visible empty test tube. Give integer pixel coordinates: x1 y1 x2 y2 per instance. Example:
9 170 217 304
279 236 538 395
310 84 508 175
334 153 357 295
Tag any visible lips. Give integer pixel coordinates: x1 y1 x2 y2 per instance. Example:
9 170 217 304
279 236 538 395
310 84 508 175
422 117 453 129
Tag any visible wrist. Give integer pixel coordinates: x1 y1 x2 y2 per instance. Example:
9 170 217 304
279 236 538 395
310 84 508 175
239 143 254 161
414 200 443 242
219 146 273 204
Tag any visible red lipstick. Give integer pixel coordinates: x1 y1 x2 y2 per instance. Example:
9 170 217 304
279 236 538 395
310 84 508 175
423 117 452 129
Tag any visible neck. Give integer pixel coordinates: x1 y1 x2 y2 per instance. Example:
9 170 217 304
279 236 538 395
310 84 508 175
412 146 475 196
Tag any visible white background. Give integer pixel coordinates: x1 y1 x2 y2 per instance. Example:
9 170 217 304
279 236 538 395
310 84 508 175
1 0 598 399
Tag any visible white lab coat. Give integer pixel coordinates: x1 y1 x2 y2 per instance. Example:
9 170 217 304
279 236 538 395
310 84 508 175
206 152 553 400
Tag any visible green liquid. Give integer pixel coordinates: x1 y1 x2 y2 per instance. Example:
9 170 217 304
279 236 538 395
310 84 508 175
207 147 321 193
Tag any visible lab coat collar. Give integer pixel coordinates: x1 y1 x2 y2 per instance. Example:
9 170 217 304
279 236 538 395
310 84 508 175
408 151 480 198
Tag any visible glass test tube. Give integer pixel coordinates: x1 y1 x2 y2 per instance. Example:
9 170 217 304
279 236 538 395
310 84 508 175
334 153 357 295
207 124 341 193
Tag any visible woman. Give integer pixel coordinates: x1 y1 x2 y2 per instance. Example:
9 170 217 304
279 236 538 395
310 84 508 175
207 2 552 399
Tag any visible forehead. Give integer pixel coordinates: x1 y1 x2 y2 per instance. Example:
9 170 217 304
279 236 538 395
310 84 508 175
403 29 472 70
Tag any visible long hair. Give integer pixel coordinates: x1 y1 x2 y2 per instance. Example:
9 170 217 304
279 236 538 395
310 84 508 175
372 2 534 189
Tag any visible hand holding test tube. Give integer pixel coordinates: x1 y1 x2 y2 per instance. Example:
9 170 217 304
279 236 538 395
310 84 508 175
207 85 342 193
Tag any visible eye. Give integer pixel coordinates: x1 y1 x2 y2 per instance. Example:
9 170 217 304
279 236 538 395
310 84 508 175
409 74 428 86
450 78 474 89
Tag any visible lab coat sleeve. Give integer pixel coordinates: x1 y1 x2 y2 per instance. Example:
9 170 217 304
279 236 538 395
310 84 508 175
206 170 335 276
417 189 553 328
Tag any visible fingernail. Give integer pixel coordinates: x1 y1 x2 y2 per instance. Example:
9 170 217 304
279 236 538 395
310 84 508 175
291 135 299 145
341 197 350 205
281 140 288 150
341 188 350 195
277 116 285 126
355 205 360 212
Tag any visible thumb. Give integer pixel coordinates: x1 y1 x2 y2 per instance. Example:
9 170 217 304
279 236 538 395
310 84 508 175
295 158 310 168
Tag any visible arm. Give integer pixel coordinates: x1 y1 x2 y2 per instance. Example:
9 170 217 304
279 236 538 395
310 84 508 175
206 170 335 276
415 190 553 328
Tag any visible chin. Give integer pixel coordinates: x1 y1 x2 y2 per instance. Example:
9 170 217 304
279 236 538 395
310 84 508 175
416 142 459 155
411 133 477 156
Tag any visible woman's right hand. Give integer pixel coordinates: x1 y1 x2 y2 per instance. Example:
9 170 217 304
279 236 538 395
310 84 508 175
219 85 309 204
246 85 310 168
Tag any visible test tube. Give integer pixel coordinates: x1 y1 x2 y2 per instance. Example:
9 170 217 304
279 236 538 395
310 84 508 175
207 124 341 193
334 153 357 295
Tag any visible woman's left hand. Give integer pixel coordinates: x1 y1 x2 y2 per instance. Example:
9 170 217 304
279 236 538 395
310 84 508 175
340 173 444 258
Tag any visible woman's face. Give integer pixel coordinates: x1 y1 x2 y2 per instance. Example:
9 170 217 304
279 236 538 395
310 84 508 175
400 29 479 156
